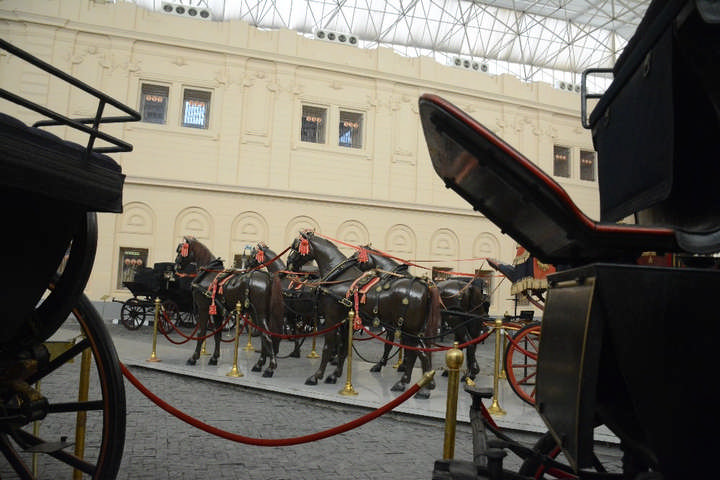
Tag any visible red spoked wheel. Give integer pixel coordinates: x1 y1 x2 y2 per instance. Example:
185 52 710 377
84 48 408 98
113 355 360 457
504 321 541 406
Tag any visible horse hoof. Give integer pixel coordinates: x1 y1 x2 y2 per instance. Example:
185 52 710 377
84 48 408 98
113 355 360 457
415 387 431 399
208 358 218 366
370 364 382 373
391 381 406 392
289 350 301 358
305 376 318 386
186 358 197 366
251 365 262 373
263 369 274 378
324 375 338 384
441 369 449 377
397 365 406 373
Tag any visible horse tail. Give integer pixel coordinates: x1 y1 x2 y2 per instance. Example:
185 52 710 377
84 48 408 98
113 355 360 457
424 285 441 338
270 273 285 332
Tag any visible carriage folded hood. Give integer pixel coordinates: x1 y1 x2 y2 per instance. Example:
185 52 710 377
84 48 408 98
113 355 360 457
418 94 680 265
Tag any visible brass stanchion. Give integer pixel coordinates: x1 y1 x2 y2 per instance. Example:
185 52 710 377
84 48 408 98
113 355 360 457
200 339 209 356
306 323 320 359
487 318 506 416
73 339 92 480
339 311 359 396
393 329 403 369
147 298 161 362
243 314 255 352
226 302 244 377
443 341 464 460
499 312 509 380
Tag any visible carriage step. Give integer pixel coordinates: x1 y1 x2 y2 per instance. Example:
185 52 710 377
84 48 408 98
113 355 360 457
463 384 493 399
24 438 73 453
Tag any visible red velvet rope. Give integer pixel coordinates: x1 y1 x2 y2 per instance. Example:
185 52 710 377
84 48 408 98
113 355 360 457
120 363 428 446
359 324 493 352
160 309 234 343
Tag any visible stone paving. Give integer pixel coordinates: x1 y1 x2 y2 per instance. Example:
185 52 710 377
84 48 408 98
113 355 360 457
1 301 623 479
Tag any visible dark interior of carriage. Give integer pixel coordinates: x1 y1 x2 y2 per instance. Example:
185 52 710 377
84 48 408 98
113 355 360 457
0 38 140 351
425 0 719 478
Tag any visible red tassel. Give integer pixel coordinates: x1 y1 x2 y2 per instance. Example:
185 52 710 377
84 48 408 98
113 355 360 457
209 303 217 315
353 312 362 331
181 242 189 257
255 249 265 264
299 237 310 255
358 248 369 263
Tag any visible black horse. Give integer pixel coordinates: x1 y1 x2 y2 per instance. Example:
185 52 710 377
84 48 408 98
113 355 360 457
286 231 440 397
249 242 318 358
350 246 490 380
434 275 490 379
174 237 283 376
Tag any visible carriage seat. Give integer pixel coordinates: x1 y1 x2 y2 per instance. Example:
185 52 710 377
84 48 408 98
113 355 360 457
587 0 720 251
0 112 125 213
419 94 683 267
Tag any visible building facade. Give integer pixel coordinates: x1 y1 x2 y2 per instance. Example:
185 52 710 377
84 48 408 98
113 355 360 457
0 0 600 315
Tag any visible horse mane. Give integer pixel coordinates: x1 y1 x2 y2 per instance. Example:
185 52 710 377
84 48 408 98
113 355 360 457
188 238 214 266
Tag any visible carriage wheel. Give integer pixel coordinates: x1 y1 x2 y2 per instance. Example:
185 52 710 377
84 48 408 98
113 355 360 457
504 321 541 406
120 298 146 330
160 300 180 334
0 293 126 479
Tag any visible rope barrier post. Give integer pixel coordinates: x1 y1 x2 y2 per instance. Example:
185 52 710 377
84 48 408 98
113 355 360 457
73 336 91 480
487 318 506 416
442 341 463 460
147 298 161 362
306 323 320 359
499 312 509 380
243 313 255 352
200 339 209 356
226 302 244 378
339 311 358 396
393 329 403 369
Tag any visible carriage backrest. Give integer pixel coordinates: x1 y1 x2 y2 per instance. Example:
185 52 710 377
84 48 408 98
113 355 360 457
588 0 720 252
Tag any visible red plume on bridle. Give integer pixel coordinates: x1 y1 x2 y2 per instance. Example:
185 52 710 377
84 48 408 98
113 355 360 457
357 247 369 263
181 239 190 257
255 247 265 264
299 237 310 255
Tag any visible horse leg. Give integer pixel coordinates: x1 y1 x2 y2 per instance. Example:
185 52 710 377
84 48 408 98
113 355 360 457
262 319 278 378
187 304 207 365
250 313 267 372
370 329 393 373
208 314 222 366
306 330 332 385
464 327 480 380
326 324 348 383
289 317 301 358
392 334 417 392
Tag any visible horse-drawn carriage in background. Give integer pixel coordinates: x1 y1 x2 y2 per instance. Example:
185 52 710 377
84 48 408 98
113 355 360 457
0 39 140 478
428 0 719 478
118 262 197 330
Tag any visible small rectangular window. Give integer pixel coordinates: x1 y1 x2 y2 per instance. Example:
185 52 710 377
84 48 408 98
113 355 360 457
553 145 570 178
182 88 211 129
301 105 327 144
580 150 596 181
140 83 169 124
338 110 363 148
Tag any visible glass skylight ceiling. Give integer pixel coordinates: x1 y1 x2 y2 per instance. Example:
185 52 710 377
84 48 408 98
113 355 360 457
124 1 650 87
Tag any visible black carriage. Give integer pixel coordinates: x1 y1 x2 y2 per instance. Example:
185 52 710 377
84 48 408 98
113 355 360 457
426 0 720 478
119 262 197 331
0 39 140 478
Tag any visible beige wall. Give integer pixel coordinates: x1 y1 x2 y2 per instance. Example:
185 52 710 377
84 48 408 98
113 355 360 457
0 0 599 315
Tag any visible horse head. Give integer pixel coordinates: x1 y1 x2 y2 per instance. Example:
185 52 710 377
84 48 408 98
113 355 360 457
174 236 214 271
287 230 314 271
